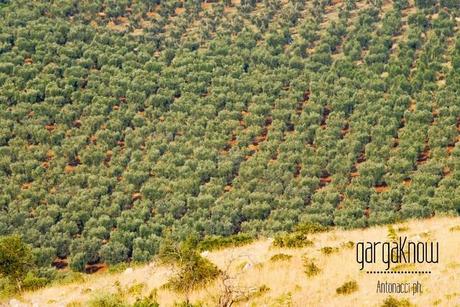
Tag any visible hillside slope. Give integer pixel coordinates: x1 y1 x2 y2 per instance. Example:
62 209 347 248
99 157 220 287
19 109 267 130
10 216 460 306
1 0 460 275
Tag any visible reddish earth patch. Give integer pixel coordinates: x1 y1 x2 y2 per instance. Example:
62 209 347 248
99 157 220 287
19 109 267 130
403 178 412 187
443 167 451 177
303 91 310 102
294 164 301 178
364 207 371 218
68 156 80 167
64 165 75 174
21 183 32 190
175 7 185 15
104 151 112 165
375 183 389 193
356 152 366 163
320 106 330 127
341 123 349 137
45 124 56 132
416 147 430 164
131 193 142 202
265 116 273 126
319 176 332 187
46 150 54 161
248 144 258 152
85 263 107 274
52 258 68 270
350 172 359 178
73 120 82 128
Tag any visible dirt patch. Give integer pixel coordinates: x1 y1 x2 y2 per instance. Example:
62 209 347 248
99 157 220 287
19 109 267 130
416 146 430 164
64 165 75 174
375 183 389 193
403 178 412 187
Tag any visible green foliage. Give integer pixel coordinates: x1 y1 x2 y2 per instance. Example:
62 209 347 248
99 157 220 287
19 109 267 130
0 277 16 298
108 262 130 274
88 292 127 307
336 280 358 295
197 234 254 252
270 253 293 262
387 225 398 242
100 242 129 265
272 222 326 248
0 0 458 271
22 271 49 290
294 222 329 234
320 246 339 255
340 241 355 249
381 296 413 307
302 256 320 277
52 271 85 285
159 238 221 298
273 232 314 248
0 235 33 289
133 289 160 307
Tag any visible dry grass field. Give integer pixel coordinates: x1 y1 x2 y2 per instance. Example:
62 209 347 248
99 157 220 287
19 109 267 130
7 216 459 306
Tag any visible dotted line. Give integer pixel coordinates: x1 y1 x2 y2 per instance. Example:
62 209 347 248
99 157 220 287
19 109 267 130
366 271 431 274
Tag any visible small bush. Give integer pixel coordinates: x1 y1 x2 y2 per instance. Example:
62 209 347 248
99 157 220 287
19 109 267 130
387 225 398 241
397 225 409 232
108 262 130 274
0 277 16 298
302 256 320 277
273 232 313 248
133 289 160 307
295 222 329 234
133 298 159 307
257 284 270 295
128 282 145 296
320 246 339 255
160 238 221 297
272 222 326 248
381 296 413 307
449 225 460 232
235 284 270 303
173 302 203 307
270 253 293 262
336 280 358 295
22 271 49 290
197 234 254 251
340 241 355 249
53 271 85 285
88 292 127 307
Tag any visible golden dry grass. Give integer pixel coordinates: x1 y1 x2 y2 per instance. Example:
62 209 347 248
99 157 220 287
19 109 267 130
10 216 460 306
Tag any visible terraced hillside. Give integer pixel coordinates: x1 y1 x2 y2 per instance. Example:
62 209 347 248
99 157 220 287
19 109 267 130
0 0 460 273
